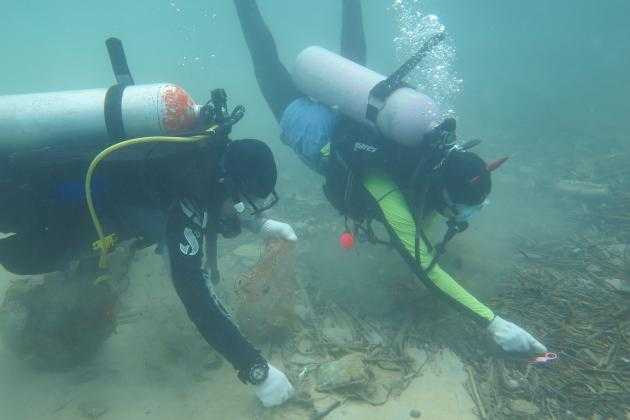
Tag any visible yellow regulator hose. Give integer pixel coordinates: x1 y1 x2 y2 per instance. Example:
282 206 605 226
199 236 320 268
85 125 219 268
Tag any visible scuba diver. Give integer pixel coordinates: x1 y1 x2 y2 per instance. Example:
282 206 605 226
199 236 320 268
233 0 547 355
0 41 295 407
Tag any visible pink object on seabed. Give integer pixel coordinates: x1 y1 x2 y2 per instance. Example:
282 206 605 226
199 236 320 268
528 352 558 365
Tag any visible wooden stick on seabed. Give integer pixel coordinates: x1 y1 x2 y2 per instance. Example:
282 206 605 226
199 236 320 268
466 366 488 420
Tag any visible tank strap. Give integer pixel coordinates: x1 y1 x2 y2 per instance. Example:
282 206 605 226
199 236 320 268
104 84 128 142
104 37 135 142
106 37 135 86
365 32 445 124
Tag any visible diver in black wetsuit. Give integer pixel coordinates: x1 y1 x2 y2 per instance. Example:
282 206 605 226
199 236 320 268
233 0 547 355
0 92 296 407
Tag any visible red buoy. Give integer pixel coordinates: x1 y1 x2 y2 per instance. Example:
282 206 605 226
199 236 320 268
339 232 355 250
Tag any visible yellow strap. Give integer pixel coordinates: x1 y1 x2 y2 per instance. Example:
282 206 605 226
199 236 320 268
319 143 331 157
92 234 117 268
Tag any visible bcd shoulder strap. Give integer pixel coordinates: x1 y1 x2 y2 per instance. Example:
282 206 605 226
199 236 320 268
323 119 392 225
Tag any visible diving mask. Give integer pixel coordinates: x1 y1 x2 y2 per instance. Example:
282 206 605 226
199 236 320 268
219 173 279 216
451 201 487 222
241 190 279 216
443 189 488 222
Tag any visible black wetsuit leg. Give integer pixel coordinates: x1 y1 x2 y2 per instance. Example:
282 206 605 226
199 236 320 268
233 0 301 122
341 0 367 66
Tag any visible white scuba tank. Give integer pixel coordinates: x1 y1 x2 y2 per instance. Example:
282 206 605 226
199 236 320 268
0 83 203 154
292 46 441 146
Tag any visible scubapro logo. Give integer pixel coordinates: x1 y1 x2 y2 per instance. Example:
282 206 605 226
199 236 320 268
179 227 200 256
354 142 377 153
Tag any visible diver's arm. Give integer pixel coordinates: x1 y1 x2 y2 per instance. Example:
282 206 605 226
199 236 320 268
362 172 546 352
341 0 367 65
362 172 495 325
165 199 265 377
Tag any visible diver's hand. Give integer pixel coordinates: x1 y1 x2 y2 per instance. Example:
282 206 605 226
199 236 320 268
487 316 547 354
261 219 298 242
255 365 295 407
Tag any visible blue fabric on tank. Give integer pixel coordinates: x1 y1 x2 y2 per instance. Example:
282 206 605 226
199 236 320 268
115 205 167 244
55 177 107 204
280 97 338 173
55 178 166 243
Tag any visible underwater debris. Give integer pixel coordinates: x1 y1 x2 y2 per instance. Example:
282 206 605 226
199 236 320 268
420 234 630 419
564 150 630 239
314 353 371 392
232 243 261 261
234 239 303 344
554 179 610 198
321 321 356 349
276 298 431 410
0 242 134 369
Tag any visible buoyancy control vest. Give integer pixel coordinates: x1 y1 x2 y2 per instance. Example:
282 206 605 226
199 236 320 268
323 117 390 221
324 114 485 274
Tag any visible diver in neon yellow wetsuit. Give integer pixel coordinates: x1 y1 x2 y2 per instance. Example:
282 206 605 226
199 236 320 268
233 0 547 354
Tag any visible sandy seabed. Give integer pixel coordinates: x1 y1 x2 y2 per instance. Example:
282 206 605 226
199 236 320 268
0 245 476 420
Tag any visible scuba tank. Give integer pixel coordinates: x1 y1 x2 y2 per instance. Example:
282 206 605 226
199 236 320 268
0 38 205 164
0 84 202 155
292 33 444 147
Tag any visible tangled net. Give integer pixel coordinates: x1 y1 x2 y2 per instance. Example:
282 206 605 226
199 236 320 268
234 239 300 344
0 243 134 370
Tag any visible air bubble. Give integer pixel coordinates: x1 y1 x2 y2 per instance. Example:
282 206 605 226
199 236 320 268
392 0 462 121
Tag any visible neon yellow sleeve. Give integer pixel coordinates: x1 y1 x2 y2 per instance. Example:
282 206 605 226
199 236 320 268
363 171 495 322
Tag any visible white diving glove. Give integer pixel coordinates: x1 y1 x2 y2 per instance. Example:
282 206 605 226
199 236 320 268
254 365 295 407
487 316 547 354
261 219 298 242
